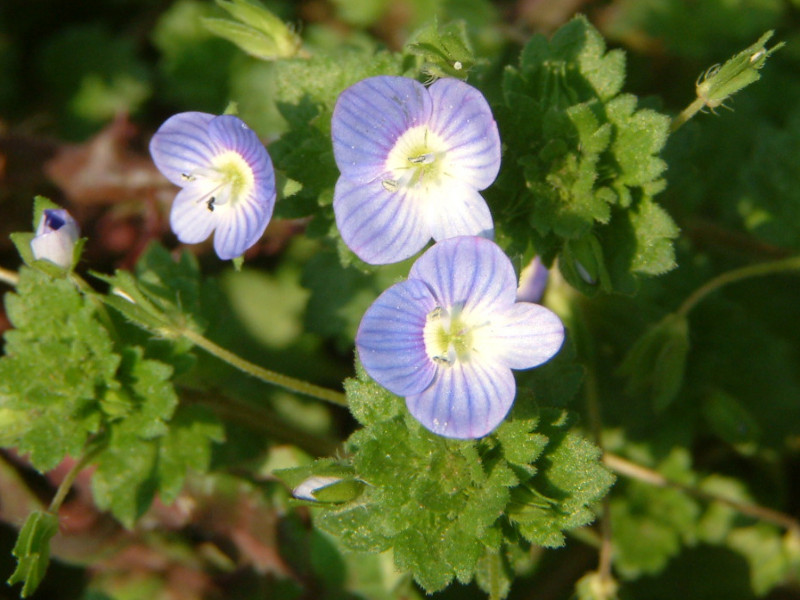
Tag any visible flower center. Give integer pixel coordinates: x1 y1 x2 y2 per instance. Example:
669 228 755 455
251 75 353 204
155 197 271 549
423 304 475 366
181 150 255 212
382 125 450 193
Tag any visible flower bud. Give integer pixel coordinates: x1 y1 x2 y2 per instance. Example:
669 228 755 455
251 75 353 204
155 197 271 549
203 0 301 61
30 209 80 269
696 31 783 109
517 256 549 303
292 475 364 503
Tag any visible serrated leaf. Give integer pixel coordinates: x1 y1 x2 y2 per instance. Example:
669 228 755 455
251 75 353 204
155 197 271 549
0 268 119 470
7 511 59 598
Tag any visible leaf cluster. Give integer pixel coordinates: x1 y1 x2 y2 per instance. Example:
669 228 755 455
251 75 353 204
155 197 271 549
493 15 678 295
277 364 613 596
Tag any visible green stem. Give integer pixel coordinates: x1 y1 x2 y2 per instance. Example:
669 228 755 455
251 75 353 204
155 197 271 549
176 327 347 407
677 255 800 317
48 444 104 514
604 452 800 534
670 96 706 133
0 265 20 287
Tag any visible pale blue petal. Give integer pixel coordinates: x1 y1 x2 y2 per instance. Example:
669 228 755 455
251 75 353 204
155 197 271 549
356 279 438 396
169 187 217 245
212 189 272 259
332 76 433 184
427 79 501 190
480 303 565 370
426 181 493 242
149 112 217 186
406 357 515 439
334 176 431 265
408 236 517 318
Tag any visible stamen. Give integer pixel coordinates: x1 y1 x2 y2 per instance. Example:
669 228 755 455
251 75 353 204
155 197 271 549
206 197 216 212
382 179 399 192
181 173 196 182
408 153 435 165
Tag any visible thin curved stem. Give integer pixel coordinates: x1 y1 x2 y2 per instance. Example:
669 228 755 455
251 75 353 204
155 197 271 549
177 327 347 407
678 255 800 317
0 265 20 287
48 444 104 514
603 452 800 534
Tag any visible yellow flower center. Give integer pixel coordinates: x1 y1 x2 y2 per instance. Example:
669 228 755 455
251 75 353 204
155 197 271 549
423 305 475 366
181 150 255 212
383 126 451 193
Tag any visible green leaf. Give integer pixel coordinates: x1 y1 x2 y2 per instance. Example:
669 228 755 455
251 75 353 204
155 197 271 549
7 511 59 598
496 15 677 293
404 19 477 79
0 268 119 470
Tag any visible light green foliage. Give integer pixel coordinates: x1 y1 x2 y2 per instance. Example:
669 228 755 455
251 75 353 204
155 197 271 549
6 511 59 598
0 267 118 470
405 19 477 79
495 15 677 294
278 365 612 595
696 31 783 110
202 0 301 60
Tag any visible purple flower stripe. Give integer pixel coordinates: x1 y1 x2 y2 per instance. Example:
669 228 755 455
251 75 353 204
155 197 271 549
487 303 565 370
332 77 432 183
149 112 217 185
427 79 501 190
357 279 438 396
410 236 516 316
407 357 515 439
334 178 430 264
426 183 493 243
170 188 216 244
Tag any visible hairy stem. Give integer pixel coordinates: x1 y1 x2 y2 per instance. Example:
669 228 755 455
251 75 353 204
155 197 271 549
48 444 104 514
177 327 348 407
670 96 706 133
0 265 20 287
603 452 800 534
678 255 800 317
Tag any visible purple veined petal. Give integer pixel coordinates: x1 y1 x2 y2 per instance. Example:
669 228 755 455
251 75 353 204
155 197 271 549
425 180 494 242
332 76 433 184
333 176 432 265
406 356 515 439
356 278 438 396
211 187 273 260
149 112 217 186
477 302 565 370
427 78 501 191
169 186 217 245
408 236 517 317
208 115 274 182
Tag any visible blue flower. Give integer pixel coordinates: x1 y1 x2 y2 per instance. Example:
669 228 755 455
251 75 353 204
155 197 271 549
30 208 80 269
356 236 565 439
149 112 276 260
331 76 501 265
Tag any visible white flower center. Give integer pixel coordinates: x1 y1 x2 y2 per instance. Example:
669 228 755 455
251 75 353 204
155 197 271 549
382 125 451 193
423 304 484 366
181 150 255 212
